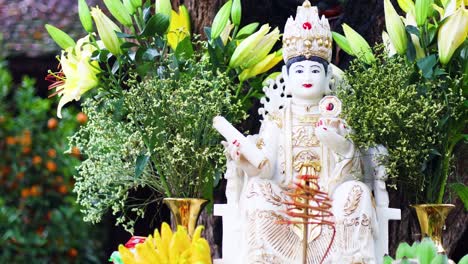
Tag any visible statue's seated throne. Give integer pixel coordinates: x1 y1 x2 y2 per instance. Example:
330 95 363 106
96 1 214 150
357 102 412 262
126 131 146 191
213 72 401 264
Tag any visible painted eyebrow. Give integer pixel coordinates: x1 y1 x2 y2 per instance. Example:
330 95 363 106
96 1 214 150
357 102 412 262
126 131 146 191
293 65 305 69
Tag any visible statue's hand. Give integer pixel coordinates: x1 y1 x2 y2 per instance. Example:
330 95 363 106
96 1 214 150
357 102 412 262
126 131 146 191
315 119 353 156
222 140 241 162
222 140 261 176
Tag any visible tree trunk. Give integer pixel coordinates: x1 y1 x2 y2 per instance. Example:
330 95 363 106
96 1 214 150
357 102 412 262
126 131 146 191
171 0 223 36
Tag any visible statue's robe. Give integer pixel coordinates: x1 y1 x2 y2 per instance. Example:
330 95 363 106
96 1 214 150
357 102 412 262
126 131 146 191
228 102 377 264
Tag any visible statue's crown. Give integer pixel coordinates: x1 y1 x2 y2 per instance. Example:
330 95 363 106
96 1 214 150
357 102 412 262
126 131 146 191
282 0 332 63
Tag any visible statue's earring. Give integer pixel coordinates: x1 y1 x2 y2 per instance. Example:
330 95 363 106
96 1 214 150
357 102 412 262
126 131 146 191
282 65 291 96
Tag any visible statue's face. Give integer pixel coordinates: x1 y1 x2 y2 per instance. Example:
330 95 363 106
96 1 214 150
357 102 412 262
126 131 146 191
288 60 327 101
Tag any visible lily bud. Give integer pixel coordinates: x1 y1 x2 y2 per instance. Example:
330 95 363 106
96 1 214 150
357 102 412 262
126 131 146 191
155 0 172 21
382 31 397 56
220 21 234 45
103 0 133 27
332 31 354 56
241 27 280 69
404 10 425 59
123 0 135 15
229 24 270 68
397 0 415 13
45 24 76 49
342 24 375 64
438 6 468 64
236 22 259 38
384 0 408 55
91 7 123 55
231 0 242 26
415 0 434 26
442 0 456 18
211 0 232 39
239 49 282 81
130 0 142 9
167 5 191 50
78 0 93 32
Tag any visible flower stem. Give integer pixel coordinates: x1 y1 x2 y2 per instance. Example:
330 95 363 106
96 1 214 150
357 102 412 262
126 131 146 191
436 151 451 204
437 133 464 203
235 81 243 99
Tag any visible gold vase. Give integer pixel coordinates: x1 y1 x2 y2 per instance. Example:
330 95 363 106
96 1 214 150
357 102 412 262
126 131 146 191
163 198 208 237
412 204 455 253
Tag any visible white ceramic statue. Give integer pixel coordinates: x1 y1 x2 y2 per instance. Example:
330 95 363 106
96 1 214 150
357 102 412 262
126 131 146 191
213 1 400 263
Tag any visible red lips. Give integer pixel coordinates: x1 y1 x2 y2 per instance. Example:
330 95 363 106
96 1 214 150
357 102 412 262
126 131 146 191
302 84 313 88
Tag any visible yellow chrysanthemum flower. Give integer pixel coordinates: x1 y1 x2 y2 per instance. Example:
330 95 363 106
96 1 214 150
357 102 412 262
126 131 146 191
118 223 212 264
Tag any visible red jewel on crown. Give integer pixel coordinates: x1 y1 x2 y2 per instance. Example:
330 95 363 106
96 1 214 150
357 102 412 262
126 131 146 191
326 103 334 111
302 22 312 30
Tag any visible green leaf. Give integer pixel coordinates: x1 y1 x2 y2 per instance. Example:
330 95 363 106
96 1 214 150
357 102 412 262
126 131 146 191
406 32 416 62
116 31 136 39
45 24 75 49
99 49 111 62
427 24 438 46
459 254 468 264
140 13 170 37
396 242 415 259
417 54 437 79
204 26 213 41
135 47 147 62
135 155 149 179
142 6 152 23
332 31 354 56
383 254 395 264
430 254 448 264
175 36 194 61
136 62 152 77
121 42 139 49
415 238 437 264
450 183 468 210
142 48 160 61
406 25 420 38
91 49 111 62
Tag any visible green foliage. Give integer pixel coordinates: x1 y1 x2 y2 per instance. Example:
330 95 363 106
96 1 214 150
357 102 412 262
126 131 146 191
384 238 468 264
125 55 246 199
69 97 156 233
450 183 468 210
338 48 445 201
0 61 102 262
46 0 269 232
71 52 247 232
335 0 467 204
